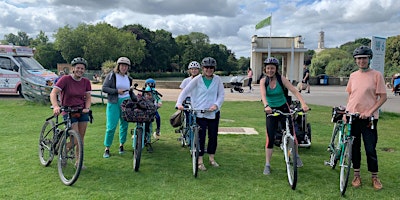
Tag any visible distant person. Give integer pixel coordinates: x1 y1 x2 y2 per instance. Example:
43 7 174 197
176 57 225 171
54 71 65 84
180 61 201 90
50 57 92 169
300 63 310 93
346 46 387 191
247 67 253 92
260 57 309 175
102 57 134 158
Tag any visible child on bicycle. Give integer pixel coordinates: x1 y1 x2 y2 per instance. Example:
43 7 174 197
144 78 162 139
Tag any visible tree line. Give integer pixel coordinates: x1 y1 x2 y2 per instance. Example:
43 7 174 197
306 37 400 77
2 23 399 78
1 23 250 76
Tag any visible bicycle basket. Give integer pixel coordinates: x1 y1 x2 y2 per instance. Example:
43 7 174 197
121 96 157 122
332 106 346 123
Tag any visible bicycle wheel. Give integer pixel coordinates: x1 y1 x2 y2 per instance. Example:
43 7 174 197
133 127 143 172
340 137 353 196
39 120 56 166
328 123 342 169
191 126 200 178
57 130 83 186
284 134 298 190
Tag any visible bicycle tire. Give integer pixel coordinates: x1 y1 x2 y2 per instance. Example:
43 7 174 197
39 120 56 166
191 126 200 178
328 123 342 169
57 129 83 186
284 134 298 190
133 127 143 172
340 138 353 196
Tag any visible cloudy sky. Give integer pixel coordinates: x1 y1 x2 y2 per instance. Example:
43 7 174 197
1 0 399 58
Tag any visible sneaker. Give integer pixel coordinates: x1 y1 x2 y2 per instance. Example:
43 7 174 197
296 155 303 168
372 177 383 190
119 146 125 155
306 91 310 94
209 160 219 167
263 165 271 175
198 163 207 171
352 176 362 188
103 149 110 158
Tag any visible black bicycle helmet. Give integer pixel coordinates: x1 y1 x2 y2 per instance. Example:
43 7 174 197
71 57 88 67
201 57 217 67
264 57 279 67
353 46 373 59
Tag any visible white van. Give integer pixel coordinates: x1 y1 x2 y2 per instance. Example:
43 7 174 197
0 45 58 102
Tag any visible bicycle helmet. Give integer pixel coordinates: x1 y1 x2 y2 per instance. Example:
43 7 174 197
71 57 88 67
264 57 279 67
188 61 200 69
117 57 131 66
201 57 217 67
145 78 156 88
353 46 373 59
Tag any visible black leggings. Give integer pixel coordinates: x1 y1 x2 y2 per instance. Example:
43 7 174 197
197 111 220 156
265 104 294 149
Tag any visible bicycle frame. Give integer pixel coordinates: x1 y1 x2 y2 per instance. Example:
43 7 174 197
39 107 84 186
268 108 308 190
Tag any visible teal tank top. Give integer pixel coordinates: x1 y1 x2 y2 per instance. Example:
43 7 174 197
266 83 287 107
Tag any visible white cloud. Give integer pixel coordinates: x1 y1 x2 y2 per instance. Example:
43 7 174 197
1 0 399 58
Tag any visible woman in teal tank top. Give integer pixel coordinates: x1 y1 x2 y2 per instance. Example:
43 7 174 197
259 57 309 175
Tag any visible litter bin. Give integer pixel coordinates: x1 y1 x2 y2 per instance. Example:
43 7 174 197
319 75 329 85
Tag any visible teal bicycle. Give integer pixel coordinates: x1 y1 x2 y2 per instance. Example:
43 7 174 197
325 107 373 196
177 97 209 178
124 83 159 172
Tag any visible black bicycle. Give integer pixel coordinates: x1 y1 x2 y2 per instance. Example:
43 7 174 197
38 107 84 186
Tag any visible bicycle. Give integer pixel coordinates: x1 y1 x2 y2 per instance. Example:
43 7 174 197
38 107 85 186
325 107 371 196
126 83 159 172
177 97 209 178
267 108 309 190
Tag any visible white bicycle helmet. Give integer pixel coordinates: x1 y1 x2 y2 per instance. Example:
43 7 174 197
117 57 131 66
188 61 200 69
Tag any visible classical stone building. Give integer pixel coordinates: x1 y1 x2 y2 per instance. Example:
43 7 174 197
250 35 307 84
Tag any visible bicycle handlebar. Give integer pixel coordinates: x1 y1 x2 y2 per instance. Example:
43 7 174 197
332 111 374 129
129 83 163 97
267 108 309 117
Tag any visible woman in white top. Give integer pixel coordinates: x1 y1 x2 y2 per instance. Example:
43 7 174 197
176 57 225 171
179 61 201 89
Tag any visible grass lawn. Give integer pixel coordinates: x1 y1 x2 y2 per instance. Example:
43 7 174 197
0 99 399 199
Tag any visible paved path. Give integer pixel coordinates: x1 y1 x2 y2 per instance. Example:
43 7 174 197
91 84 400 113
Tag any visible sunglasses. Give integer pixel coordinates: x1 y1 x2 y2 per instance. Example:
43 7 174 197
203 66 215 69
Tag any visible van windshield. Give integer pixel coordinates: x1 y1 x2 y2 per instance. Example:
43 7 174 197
14 56 46 70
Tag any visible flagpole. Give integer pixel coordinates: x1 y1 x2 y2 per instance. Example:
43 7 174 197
268 13 272 58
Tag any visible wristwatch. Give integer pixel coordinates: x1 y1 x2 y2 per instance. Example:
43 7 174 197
264 104 269 108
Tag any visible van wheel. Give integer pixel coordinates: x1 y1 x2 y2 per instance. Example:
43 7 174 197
18 86 24 98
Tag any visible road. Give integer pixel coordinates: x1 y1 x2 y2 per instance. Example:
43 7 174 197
3 84 399 113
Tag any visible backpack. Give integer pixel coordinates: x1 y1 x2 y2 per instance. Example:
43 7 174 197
264 74 291 104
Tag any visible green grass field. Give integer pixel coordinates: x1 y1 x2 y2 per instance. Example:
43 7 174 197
0 99 399 199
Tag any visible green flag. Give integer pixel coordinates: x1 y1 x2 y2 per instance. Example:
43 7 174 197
255 16 271 30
